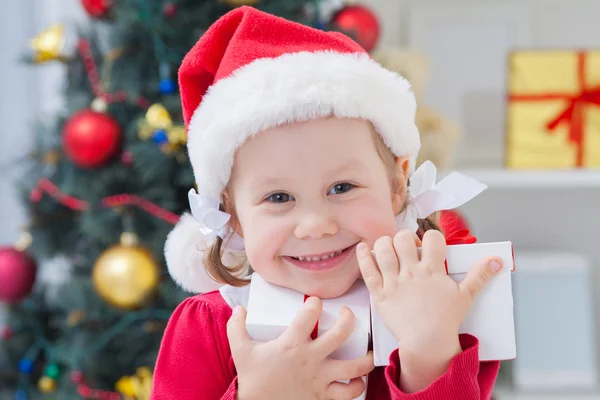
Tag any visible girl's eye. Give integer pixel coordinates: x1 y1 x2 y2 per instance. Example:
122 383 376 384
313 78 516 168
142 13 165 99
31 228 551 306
266 192 294 203
329 182 355 195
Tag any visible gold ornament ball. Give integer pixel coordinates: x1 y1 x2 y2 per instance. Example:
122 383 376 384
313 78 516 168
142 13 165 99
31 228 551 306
38 376 57 393
145 103 172 130
92 233 160 310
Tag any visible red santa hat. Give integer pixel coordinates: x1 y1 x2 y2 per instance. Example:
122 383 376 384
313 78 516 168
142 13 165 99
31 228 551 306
165 6 421 293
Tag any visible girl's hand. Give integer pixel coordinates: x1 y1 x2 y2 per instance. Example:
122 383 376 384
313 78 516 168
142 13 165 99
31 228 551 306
356 229 503 393
227 297 375 400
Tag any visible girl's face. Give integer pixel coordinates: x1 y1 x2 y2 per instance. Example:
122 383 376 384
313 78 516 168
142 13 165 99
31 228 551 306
227 117 408 298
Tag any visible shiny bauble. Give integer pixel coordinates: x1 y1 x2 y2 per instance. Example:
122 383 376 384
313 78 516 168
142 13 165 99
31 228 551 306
81 0 113 19
62 109 122 168
331 5 380 52
92 233 160 310
38 376 57 393
0 247 36 304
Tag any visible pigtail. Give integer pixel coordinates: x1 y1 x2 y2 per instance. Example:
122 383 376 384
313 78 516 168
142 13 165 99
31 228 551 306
416 213 442 241
205 237 250 287
202 198 251 287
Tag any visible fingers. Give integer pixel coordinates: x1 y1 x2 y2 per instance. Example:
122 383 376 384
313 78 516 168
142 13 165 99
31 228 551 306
356 242 383 292
325 351 375 382
373 236 399 281
314 306 356 357
284 296 323 342
327 377 367 400
420 230 447 275
413 232 423 247
227 306 252 356
393 230 420 275
459 257 503 300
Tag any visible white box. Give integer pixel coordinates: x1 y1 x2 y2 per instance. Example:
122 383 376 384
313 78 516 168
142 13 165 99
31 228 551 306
372 241 516 365
246 273 371 361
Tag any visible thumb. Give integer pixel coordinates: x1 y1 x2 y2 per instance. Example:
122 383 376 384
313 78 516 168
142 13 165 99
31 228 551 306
227 305 252 355
459 257 503 300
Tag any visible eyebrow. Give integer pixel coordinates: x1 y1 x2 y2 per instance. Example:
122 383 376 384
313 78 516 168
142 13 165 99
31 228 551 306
253 160 367 188
324 160 368 176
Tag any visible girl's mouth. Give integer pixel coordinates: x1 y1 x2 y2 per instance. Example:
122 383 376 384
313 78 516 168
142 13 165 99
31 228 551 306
282 244 358 271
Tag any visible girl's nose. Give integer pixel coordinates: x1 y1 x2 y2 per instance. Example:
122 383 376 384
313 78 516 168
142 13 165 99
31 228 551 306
294 212 339 240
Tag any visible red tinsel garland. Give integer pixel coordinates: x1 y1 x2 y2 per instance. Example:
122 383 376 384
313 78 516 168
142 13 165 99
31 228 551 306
30 178 180 225
78 38 151 109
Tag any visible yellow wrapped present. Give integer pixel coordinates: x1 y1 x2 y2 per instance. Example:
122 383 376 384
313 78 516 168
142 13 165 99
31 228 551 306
506 50 600 168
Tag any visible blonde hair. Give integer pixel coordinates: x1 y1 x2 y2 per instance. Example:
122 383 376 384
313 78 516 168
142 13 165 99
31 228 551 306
370 129 441 236
204 126 440 287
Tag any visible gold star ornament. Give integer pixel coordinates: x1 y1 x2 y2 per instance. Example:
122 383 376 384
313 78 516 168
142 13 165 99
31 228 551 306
30 24 77 63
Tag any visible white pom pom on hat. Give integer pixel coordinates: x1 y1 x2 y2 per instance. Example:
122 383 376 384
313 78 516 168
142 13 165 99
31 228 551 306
164 213 224 293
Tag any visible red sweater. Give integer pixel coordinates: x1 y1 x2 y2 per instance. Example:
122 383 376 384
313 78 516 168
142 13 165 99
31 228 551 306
150 290 500 400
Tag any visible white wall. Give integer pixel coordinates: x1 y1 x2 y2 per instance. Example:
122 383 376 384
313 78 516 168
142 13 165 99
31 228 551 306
365 0 600 48
0 0 39 244
0 0 85 245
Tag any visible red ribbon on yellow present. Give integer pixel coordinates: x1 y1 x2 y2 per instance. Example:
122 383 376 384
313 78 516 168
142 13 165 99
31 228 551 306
509 52 600 166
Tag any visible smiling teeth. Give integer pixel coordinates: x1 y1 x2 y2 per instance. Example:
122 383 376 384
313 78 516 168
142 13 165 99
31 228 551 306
297 249 343 262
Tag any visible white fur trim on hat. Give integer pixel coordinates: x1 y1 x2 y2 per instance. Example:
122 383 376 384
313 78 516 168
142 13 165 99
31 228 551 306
187 50 420 200
164 212 248 293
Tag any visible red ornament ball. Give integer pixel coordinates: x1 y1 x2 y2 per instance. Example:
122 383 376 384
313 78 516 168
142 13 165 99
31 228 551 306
81 0 112 19
1 327 14 340
331 5 380 52
70 370 85 384
63 109 122 168
0 247 37 304
163 2 177 18
120 151 134 166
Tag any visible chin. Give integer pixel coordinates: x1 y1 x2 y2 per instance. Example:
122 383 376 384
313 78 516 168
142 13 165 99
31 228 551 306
297 273 361 299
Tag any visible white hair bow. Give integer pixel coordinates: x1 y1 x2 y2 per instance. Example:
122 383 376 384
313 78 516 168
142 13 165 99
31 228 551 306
187 189 245 251
396 161 487 232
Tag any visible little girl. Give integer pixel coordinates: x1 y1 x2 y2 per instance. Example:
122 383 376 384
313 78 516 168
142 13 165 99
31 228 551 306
151 6 504 400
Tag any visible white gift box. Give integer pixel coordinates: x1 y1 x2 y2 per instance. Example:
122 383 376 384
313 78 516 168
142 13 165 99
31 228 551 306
246 241 517 370
372 241 516 365
246 273 371 361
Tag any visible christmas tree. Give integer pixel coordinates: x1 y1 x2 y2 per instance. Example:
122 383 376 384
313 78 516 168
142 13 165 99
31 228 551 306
0 0 380 398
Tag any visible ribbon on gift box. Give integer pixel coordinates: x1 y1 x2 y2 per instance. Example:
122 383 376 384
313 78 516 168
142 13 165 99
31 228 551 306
304 294 319 340
509 51 600 166
445 228 477 245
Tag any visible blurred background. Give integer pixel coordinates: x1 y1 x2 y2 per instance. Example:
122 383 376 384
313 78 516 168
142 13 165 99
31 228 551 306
1 0 599 399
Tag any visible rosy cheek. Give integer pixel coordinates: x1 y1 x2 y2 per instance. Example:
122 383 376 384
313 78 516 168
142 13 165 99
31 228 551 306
346 203 397 240
245 220 285 259
362 218 397 241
